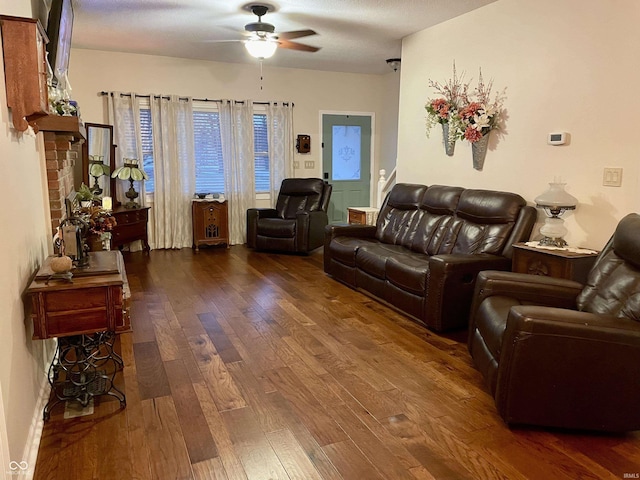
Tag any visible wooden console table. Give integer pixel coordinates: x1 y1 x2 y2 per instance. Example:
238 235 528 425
26 251 130 420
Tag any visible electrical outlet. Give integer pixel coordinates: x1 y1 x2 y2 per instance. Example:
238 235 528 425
603 167 623 187
293 161 299 169
304 161 315 169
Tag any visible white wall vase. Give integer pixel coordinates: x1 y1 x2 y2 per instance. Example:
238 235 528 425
471 132 491 170
442 123 455 156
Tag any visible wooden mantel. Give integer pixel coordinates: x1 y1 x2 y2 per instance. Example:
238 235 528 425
30 114 86 143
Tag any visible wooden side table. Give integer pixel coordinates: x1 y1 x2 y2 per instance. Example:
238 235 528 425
348 207 379 225
110 205 150 251
512 242 599 284
192 200 229 251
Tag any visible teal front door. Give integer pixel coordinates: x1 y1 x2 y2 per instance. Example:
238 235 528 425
322 114 372 223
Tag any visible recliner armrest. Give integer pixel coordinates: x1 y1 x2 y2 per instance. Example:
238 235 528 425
247 208 278 219
246 208 279 248
472 270 583 308
295 210 329 252
495 305 640 431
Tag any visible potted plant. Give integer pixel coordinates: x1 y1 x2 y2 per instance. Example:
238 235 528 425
76 183 94 208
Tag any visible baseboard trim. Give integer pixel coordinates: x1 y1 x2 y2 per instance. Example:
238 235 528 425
21 372 51 480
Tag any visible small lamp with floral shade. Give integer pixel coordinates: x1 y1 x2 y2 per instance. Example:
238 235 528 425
88 155 110 196
111 158 148 209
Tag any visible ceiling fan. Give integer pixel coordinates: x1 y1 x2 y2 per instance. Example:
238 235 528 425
241 4 319 59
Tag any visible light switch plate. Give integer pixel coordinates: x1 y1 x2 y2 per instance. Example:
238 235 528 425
304 161 315 169
603 167 623 187
293 161 299 169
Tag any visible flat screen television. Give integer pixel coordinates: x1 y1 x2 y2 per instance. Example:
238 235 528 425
46 0 74 86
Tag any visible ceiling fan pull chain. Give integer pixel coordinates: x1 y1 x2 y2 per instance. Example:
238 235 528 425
260 59 264 90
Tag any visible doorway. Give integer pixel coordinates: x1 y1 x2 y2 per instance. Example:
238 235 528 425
322 114 372 223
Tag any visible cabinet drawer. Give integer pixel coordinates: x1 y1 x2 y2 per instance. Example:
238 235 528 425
44 288 106 312
46 309 110 336
114 210 147 225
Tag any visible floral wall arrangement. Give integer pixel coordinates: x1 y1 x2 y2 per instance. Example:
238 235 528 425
425 63 505 170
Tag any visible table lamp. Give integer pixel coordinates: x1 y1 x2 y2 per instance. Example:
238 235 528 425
111 158 148 209
88 155 110 196
534 181 578 247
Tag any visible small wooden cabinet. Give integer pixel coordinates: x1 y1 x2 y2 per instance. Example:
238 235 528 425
0 15 49 131
512 242 599 284
111 206 150 251
192 200 229 250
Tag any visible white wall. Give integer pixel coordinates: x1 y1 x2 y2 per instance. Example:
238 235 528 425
68 49 399 202
398 0 640 249
0 0 57 476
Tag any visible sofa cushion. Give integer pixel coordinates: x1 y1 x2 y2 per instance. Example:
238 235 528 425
257 218 296 238
276 178 325 218
376 184 426 247
386 254 430 296
328 236 378 267
407 185 462 255
356 244 407 279
452 189 526 255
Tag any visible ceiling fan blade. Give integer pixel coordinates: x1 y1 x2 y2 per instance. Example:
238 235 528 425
278 29 317 40
278 39 320 53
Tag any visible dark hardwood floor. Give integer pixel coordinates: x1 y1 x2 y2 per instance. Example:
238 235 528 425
34 246 640 479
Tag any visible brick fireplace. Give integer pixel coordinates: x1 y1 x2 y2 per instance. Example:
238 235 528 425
32 115 86 234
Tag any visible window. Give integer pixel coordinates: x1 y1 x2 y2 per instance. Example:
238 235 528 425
193 110 224 194
253 113 270 193
140 108 154 192
139 103 270 195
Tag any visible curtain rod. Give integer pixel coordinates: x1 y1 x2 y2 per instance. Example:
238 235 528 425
99 91 293 106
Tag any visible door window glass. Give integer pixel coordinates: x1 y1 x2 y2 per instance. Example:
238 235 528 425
332 125 361 181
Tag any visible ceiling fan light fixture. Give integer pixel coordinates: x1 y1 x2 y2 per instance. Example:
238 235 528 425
245 38 278 59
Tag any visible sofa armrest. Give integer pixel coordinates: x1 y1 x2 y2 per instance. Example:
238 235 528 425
246 208 278 248
425 253 511 331
495 305 640 431
324 223 377 241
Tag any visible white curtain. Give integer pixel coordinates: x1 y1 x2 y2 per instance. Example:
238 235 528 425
148 95 195 249
266 101 294 201
107 92 144 208
219 100 255 245
108 92 196 250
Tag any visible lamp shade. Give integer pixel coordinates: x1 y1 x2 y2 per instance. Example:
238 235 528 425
111 159 149 181
245 38 278 59
534 182 578 209
89 160 109 177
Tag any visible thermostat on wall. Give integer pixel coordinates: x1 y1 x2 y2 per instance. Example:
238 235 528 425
548 132 567 145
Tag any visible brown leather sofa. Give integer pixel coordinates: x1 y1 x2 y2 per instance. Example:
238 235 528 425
324 183 536 331
468 213 640 432
247 178 332 254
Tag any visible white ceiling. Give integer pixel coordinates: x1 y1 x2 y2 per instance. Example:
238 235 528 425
71 0 496 75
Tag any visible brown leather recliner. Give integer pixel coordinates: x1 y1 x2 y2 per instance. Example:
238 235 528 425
468 213 640 432
246 178 332 253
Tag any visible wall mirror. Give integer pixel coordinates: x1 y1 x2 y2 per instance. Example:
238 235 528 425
82 123 115 200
